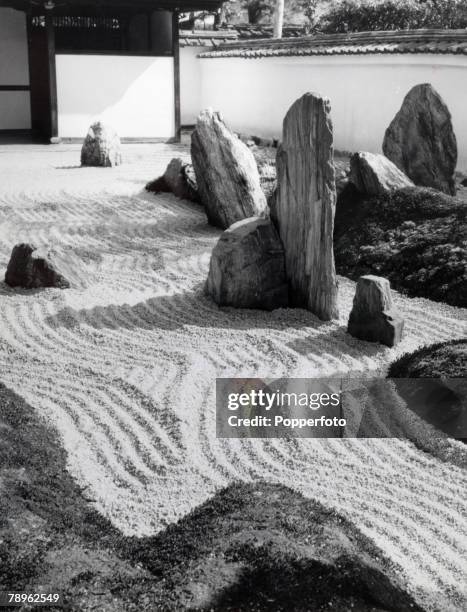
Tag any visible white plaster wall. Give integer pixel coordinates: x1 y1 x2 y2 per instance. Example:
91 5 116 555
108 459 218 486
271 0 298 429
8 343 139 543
0 7 31 129
199 54 467 170
56 55 175 138
180 46 203 125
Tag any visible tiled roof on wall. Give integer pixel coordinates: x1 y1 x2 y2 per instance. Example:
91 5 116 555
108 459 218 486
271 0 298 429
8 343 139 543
179 30 238 47
179 25 307 47
196 29 467 58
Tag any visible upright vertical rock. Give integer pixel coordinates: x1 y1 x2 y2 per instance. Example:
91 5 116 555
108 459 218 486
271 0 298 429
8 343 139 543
383 84 457 195
348 276 404 347
274 92 338 321
191 109 267 229
81 122 122 167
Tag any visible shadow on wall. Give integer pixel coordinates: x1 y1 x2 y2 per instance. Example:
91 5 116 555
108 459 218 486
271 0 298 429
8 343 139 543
56 56 175 137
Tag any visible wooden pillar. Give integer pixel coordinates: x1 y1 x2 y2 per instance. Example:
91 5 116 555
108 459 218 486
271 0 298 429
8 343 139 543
172 10 181 142
147 11 152 50
45 9 59 143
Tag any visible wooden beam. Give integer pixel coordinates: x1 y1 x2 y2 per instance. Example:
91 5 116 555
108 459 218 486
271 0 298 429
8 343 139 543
0 85 30 91
172 9 181 142
45 10 59 143
0 1 225 13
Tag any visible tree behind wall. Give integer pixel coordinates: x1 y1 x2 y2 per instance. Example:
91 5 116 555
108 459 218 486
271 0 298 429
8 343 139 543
273 0 285 35
317 0 467 33
219 0 317 25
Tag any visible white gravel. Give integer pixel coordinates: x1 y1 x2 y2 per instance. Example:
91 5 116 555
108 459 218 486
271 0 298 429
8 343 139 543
0 143 466 612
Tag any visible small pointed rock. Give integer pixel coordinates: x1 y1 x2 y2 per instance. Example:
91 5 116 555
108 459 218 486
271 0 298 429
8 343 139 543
5 243 70 289
81 122 122 167
146 158 199 202
348 276 404 347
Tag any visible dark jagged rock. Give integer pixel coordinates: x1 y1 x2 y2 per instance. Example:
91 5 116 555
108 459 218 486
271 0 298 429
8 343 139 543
349 151 414 196
146 158 199 202
80 122 122 167
274 92 338 320
191 109 267 229
348 275 404 347
383 84 457 195
206 217 288 310
5 243 70 289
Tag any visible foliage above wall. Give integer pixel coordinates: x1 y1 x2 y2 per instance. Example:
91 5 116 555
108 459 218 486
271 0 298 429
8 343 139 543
212 0 467 30
318 0 467 33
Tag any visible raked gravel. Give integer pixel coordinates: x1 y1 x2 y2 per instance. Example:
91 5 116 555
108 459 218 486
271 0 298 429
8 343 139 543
0 143 466 612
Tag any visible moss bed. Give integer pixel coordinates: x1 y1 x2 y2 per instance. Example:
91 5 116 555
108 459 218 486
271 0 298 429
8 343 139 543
334 186 467 307
387 340 466 442
388 339 467 378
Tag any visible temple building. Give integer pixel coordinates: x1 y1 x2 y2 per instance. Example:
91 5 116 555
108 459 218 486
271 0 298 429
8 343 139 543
0 0 221 141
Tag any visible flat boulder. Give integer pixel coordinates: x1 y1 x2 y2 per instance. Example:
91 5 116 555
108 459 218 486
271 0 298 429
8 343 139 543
146 158 199 202
349 151 414 196
81 122 122 167
274 92 338 321
191 109 267 229
206 217 288 310
5 243 70 289
348 275 404 347
383 84 457 195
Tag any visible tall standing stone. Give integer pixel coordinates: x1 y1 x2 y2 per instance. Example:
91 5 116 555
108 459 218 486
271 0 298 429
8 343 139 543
383 84 457 195
274 93 338 321
191 109 267 229
348 276 404 347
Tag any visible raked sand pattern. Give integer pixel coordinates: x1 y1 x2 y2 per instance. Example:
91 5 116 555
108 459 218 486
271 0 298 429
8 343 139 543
0 143 466 611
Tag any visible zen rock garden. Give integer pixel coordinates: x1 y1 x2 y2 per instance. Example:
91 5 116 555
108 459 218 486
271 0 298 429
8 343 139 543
5 81 462 350
149 84 461 346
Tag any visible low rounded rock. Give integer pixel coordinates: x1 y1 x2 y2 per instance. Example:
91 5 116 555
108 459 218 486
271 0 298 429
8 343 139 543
206 217 288 310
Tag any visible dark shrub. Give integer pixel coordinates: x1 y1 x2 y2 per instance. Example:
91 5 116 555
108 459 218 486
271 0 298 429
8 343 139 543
388 339 467 378
334 186 467 306
387 340 466 441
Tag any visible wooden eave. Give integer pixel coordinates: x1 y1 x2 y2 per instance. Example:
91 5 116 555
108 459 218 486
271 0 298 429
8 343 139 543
0 0 223 14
